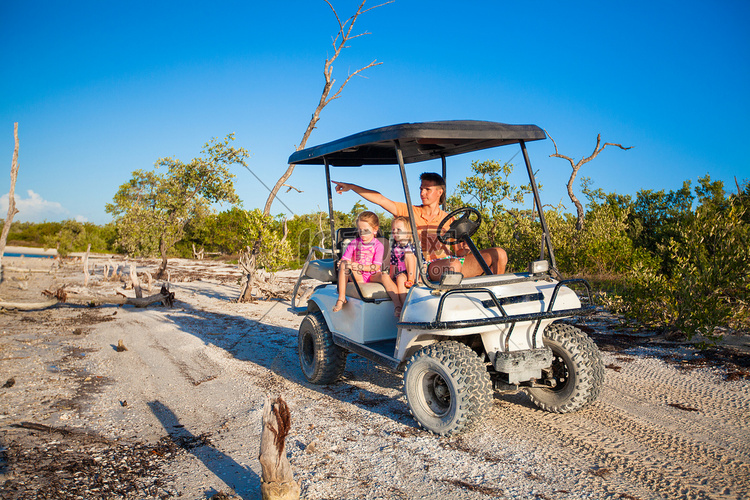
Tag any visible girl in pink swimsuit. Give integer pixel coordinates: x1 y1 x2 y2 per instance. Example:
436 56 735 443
333 211 385 312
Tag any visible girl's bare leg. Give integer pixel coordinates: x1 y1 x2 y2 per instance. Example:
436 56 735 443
396 273 409 305
371 273 402 314
333 262 349 312
404 254 417 286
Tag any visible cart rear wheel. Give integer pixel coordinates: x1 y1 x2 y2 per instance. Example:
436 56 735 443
404 341 492 436
526 323 604 413
298 311 347 384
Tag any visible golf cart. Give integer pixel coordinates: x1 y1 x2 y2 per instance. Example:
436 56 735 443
289 120 603 436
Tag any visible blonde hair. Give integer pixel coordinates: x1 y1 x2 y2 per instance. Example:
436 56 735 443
390 215 413 243
356 211 379 230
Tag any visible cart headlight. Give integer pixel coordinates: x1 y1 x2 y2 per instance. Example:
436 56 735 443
529 260 549 274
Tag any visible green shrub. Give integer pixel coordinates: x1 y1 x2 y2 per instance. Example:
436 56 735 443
610 196 749 341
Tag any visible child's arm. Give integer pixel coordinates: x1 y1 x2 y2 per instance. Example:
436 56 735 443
371 239 385 273
404 243 417 285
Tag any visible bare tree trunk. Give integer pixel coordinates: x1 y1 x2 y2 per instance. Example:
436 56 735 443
142 270 152 292
262 0 391 216
192 243 204 260
129 263 143 298
259 395 299 500
104 258 115 280
238 1 391 303
0 123 21 284
83 244 91 286
157 237 168 278
548 132 632 231
238 244 258 302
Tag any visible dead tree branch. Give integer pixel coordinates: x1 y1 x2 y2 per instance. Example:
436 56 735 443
548 131 632 231
262 0 392 216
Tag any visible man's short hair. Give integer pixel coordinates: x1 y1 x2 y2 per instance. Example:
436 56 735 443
420 172 446 204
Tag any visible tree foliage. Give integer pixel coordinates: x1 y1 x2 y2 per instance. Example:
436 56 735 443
448 159 533 250
609 180 750 340
2 220 116 257
106 134 246 275
205 208 292 271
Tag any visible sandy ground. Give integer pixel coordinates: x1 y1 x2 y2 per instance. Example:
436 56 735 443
0 255 749 500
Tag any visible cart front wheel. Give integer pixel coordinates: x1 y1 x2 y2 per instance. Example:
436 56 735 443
526 323 604 413
404 341 492 436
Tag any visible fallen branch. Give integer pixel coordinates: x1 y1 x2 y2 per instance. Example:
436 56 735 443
4 266 54 274
0 298 59 311
13 421 112 443
31 284 176 309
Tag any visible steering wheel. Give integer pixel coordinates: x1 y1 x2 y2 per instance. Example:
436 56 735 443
436 207 482 246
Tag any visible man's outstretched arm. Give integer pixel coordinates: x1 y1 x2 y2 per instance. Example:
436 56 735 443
331 181 400 215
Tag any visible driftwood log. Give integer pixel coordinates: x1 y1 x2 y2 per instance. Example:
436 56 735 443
259 395 300 500
142 270 153 292
0 298 59 311
0 285 176 311
4 266 55 274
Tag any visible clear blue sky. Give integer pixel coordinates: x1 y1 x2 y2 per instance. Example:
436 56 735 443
1 0 748 224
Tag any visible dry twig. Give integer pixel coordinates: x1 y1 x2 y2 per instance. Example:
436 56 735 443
548 131 631 230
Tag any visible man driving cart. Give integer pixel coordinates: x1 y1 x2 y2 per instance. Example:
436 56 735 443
332 172 508 281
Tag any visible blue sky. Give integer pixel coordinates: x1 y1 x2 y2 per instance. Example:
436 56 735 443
1 0 748 224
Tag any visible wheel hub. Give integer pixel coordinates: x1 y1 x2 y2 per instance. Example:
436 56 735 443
423 371 451 416
544 354 569 391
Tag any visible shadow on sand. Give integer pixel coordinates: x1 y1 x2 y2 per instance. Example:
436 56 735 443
173 298 414 420
147 400 261 500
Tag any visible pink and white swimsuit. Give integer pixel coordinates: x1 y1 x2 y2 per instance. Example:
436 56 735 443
340 237 384 283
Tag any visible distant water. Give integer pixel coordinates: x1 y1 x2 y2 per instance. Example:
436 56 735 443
3 252 55 259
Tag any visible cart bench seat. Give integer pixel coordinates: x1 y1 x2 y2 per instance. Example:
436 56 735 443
303 259 391 300
345 282 390 300
305 258 336 282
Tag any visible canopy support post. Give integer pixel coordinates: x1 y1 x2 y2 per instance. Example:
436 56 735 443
395 141 436 289
520 140 557 270
324 158 338 262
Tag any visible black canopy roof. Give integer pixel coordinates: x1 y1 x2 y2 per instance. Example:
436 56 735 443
288 120 546 166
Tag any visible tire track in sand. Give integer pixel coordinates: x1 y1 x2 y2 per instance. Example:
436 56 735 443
478 353 750 500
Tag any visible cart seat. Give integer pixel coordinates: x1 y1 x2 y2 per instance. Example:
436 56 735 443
345 282 390 300
305 258 336 282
